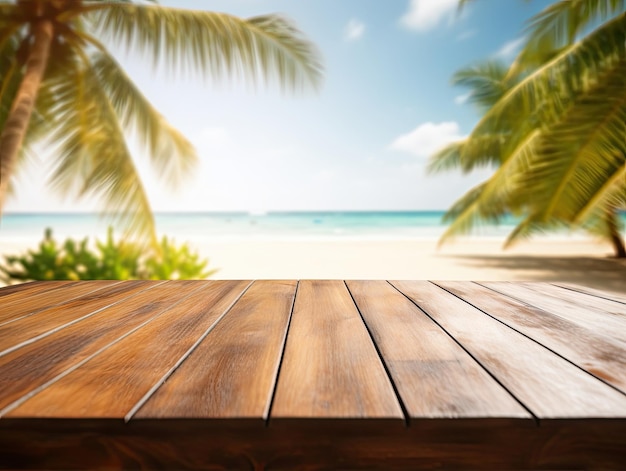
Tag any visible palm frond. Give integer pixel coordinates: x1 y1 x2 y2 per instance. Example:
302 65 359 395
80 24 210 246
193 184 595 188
436 128 541 244
503 215 560 248
427 140 465 174
85 4 323 92
524 0 626 49
452 60 513 111
471 12 626 138
477 128 542 209
519 59 626 223
89 47 197 188
509 1 626 79
428 131 511 176
457 132 510 169
507 41 567 81
438 181 506 244
573 164 626 224
45 51 157 242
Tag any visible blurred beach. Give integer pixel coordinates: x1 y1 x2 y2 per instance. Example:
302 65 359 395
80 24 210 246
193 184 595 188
1 212 624 292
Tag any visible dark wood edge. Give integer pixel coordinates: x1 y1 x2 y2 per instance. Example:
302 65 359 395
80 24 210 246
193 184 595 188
1 418 624 470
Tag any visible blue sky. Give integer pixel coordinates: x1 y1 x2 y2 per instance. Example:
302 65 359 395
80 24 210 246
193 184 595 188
7 0 553 213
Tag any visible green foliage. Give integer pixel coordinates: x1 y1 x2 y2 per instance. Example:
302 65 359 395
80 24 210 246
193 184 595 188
143 235 217 280
0 227 217 283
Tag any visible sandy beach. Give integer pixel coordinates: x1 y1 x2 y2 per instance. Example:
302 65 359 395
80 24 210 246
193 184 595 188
187 238 626 292
4 236 622 292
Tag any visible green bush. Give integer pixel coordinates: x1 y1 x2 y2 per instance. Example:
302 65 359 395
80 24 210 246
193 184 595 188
0 227 217 283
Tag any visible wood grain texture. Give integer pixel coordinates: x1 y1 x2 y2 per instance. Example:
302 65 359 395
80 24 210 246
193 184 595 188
391 281 626 418
480 281 626 347
0 280 116 325
0 281 70 299
0 280 156 356
0 280 201 414
520 282 626 315
346 280 529 419
436 281 626 394
552 282 626 304
136 280 297 419
271 280 403 419
6 280 251 418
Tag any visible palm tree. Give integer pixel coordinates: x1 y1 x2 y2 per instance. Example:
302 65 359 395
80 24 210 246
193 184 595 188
432 0 626 257
0 0 322 241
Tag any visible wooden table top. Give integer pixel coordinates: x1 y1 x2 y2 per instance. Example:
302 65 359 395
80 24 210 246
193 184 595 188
0 280 625 470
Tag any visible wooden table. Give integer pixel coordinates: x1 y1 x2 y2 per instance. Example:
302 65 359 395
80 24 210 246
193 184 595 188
0 280 625 470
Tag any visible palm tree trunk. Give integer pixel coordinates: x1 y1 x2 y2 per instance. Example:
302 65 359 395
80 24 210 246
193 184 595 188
0 20 54 213
606 207 626 258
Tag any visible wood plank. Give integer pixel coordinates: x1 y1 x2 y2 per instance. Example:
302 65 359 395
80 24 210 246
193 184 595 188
346 280 529 419
0 280 203 414
436 281 626 394
0 281 81 312
391 281 626 418
6 280 252 418
480 281 626 347
0 281 69 298
270 280 403 419
553 282 626 305
0 280 158 356
135 280 297 420
0 280 117 325
519 282 626 315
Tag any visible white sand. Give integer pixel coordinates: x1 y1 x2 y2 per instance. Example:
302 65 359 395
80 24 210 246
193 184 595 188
186 237 626 293
2 236 625 293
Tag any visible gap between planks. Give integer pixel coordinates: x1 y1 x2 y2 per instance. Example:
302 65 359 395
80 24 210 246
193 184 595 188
0 281 167 359
0 281 121 328
550 282 626 306
478 282 626 348
344 281 411 427
388 281 538 424
433 281 626 400
125 281 256 422
264 281 300 426
0 281 215 418
392 281 626 420
269 280 404 420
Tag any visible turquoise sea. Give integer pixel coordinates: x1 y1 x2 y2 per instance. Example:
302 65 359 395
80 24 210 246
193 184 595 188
1 211 624 242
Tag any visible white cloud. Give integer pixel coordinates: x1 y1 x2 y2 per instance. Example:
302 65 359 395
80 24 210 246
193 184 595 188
389 121 465 158
454 92 472 105
344 19 365 41
495 37 525 59
400 0 459 32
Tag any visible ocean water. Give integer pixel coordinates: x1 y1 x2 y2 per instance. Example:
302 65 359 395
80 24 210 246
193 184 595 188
1 211 624 242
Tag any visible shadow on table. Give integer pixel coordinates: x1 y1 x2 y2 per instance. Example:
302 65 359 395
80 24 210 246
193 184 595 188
439 255 626 293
